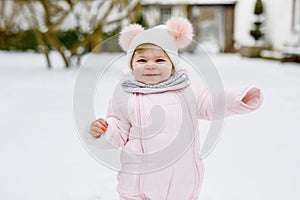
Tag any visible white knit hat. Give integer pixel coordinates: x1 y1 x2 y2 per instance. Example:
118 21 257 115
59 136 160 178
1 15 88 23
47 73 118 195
119 17 194 71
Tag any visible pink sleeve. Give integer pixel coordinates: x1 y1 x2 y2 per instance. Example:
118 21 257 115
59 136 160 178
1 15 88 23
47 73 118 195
224 85 263 116
103 99 131 148
191 83 263 120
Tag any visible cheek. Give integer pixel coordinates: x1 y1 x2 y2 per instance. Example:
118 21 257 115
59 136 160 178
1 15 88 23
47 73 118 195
132 68 142 79
162 65 172 75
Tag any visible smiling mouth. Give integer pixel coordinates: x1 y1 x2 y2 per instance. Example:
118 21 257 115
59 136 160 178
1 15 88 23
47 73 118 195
143 74 160 76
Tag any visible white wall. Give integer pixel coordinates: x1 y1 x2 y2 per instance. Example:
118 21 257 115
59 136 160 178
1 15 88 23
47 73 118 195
234 0 299 50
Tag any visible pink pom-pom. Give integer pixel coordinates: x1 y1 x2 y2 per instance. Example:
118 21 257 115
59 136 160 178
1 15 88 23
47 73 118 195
166 17 194 49
119 24 144 51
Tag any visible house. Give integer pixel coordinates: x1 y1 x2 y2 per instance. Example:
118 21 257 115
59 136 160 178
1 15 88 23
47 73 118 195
140 0 300 54
1 0 299 56
141 0 237 53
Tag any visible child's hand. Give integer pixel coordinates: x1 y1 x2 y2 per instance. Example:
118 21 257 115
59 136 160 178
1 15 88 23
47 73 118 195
90 118 108 138
241 88 262 108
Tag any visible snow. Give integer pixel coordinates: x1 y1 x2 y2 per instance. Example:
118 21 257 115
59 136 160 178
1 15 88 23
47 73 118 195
0 51 300 200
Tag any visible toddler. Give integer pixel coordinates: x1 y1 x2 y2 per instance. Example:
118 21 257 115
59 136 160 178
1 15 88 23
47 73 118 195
90 17 263 200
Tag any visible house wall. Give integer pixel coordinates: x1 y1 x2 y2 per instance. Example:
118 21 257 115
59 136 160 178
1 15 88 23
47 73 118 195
143 5 161 26
172 5 188 17
142 5 187 26
235 0 299 50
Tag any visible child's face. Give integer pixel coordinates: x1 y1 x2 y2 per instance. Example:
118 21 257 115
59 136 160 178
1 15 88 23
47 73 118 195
131 44 174 85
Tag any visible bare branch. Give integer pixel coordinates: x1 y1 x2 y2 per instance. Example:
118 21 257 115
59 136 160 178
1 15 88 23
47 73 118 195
103 0 140 25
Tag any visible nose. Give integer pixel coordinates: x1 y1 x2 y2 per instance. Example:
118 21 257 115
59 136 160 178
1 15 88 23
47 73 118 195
145 61 157 69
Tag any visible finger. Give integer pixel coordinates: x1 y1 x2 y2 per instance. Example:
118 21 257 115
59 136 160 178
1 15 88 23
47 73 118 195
91 126 107 135
92 121 102 128
98 118 107 124
93 119 107 129
98 119 108 127
90 130 101 138
90 126 101 132
90 124 107 132
100 126 107 133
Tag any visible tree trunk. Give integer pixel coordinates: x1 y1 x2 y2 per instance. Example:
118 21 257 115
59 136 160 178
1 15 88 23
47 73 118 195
44 50 52 69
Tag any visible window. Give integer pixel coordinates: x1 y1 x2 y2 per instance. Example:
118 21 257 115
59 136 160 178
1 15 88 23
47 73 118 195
160 7 171 24
293 0 300 32
192 6 225 52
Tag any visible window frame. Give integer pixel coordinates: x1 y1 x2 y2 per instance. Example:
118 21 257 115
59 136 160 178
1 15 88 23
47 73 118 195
160 6 172 24
292 0 300 32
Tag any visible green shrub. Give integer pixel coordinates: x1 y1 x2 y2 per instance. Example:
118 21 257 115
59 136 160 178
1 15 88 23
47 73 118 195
0 30 38 51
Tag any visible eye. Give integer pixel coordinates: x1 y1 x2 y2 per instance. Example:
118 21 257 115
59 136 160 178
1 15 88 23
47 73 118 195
156 59 166 63
137 59 147 63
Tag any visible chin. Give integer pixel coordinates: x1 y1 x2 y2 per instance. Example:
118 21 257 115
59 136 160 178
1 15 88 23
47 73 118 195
138 79 157 85
146 82 159 85
137 77 169 85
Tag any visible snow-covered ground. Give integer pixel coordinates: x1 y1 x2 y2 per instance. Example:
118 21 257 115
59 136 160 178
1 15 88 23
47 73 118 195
0 51 300 200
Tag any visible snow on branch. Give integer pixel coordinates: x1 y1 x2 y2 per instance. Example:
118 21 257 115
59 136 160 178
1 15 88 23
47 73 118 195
103 0 140 25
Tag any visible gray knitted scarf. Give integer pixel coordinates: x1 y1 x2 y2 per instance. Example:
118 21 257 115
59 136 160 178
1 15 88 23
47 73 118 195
121 70 190 94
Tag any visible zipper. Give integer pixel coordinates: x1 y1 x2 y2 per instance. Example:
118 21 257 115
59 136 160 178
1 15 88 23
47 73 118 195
137 93 145 153
136 93 145 198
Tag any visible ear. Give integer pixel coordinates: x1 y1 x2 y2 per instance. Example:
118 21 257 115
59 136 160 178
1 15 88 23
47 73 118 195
166 17 194 49
119 24 144 51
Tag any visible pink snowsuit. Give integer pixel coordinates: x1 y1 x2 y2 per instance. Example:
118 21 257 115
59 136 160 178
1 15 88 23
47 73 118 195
102 72 263 200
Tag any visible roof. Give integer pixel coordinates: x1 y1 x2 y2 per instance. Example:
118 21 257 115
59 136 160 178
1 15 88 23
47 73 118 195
141 0 238 5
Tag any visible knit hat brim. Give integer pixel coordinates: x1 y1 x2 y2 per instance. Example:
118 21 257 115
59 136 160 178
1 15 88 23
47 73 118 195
119 17 194 71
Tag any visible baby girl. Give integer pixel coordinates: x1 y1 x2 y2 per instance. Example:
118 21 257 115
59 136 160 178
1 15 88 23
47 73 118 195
90 17 263 200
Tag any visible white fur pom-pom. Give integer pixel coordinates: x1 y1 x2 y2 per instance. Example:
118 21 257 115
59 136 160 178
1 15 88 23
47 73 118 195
166 17 194 49
119 24 144 51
